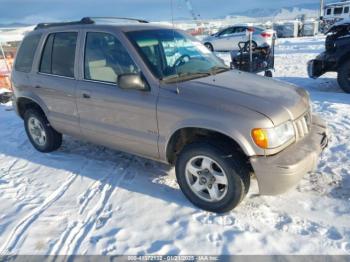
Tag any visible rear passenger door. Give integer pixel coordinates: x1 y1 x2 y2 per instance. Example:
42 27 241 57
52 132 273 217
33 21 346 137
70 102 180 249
32 31 80 137
76 31 159 159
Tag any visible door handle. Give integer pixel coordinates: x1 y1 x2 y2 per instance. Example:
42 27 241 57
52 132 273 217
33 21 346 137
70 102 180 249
35 85 41 89
82 93 91 99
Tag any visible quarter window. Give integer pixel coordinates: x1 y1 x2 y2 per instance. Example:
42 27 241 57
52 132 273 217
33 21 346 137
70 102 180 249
344 7 349 13
84 32 139 83
326 8 332 15
39 32 77 78
14 34 42 73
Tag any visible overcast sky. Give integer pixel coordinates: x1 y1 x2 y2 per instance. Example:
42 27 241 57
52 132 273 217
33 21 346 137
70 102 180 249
0 0 324 24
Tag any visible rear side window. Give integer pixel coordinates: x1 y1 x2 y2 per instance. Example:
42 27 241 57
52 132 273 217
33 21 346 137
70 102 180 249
14 34 42 73
345 7 349 13
39 32 77 78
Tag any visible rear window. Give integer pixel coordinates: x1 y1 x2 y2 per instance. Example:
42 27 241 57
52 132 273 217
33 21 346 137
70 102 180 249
14 34 42 73
39 32 77 78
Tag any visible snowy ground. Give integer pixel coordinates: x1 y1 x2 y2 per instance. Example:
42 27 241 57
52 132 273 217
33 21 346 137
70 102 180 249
0 35 350 255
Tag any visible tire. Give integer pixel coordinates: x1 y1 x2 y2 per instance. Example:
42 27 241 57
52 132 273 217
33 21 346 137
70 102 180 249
175 142 250 213
264 70 273 78
24 109 62 152
204 43 214 52
337 60 350 93
243 41 257 52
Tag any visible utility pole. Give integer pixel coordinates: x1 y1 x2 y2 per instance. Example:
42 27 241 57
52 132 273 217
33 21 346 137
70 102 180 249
320 0 325 18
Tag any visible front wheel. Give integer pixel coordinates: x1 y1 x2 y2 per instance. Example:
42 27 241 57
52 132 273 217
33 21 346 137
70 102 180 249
175 142 250 213
337 61 350 93
204 43 214 52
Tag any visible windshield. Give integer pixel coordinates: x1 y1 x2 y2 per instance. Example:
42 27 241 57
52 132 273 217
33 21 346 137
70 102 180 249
126 29 228 82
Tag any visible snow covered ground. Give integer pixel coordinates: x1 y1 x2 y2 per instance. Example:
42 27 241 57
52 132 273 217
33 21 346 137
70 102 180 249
0 35 350 255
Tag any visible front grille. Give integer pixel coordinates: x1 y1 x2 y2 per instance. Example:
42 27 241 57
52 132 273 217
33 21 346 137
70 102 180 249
294 111 312 140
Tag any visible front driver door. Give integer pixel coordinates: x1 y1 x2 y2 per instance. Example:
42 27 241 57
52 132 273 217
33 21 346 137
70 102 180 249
214 27 235 51
76 31 159 159
229 27 248 50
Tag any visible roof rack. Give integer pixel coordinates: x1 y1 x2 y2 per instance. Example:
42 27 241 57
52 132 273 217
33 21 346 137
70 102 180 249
34 18 94 30
85 17 149 24
34 16 149 30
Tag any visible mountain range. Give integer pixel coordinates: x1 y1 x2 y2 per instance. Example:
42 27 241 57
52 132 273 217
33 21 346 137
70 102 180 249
224 3 321 20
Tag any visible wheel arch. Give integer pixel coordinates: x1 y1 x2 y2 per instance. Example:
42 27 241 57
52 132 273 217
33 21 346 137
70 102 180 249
165 126 252 165
204 42 214 51
16 96 48 119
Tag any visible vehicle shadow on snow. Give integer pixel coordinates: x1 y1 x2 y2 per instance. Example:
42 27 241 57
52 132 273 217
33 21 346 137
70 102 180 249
0 127 195 210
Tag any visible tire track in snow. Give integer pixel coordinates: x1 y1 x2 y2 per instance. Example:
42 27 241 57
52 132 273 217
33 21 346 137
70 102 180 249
77 171 114 215
0 159 19 180
0 172 77 254
48 164 119 255
53 160 131 255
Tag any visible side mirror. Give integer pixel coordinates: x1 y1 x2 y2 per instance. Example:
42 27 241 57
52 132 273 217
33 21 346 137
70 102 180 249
117 74 147 91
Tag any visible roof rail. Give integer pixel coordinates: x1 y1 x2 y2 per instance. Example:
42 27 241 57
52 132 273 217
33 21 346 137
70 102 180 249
34 17 94 30
34 17 149 30
83 17 149 24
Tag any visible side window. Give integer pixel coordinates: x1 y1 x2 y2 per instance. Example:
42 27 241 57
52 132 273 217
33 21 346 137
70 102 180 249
327 8 332 15
345 7 349 13
219 27 234 36
39 32 77 78
84 32 139 83
14 34 42 73
235 27 246 34
40 34 54 74
334 7 343 15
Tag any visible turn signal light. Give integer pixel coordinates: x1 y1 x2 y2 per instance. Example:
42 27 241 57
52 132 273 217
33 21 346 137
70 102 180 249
252 128 268 149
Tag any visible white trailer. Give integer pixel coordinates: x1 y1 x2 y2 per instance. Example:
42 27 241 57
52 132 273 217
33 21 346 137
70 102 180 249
323 1 350 27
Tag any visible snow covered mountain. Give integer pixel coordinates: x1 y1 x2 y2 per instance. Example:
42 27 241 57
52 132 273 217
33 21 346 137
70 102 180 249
225 3 320 20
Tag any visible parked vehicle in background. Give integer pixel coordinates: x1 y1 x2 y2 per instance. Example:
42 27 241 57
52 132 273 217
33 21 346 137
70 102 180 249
308 19 350 93
322 1 350 31
12 17 328 213
274 21 301 38
202 25 276 52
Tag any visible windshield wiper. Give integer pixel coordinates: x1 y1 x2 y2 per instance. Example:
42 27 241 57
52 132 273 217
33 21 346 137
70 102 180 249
208 66 230 75
162 71 211 83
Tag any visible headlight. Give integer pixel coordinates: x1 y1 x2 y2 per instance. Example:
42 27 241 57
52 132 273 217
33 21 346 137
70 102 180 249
252 121 295 149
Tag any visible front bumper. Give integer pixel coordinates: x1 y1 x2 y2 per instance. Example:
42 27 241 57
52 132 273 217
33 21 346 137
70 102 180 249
307 51 338 79
250 115 328 195
307 59 326 79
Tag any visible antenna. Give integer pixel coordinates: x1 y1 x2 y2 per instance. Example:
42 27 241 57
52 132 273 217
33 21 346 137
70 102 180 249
170 0 180 94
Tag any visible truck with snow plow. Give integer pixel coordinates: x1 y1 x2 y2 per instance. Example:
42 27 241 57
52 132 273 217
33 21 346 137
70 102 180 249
308 19 350 93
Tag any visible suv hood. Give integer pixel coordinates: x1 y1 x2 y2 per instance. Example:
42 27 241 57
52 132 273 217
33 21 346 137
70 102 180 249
176 70 309 126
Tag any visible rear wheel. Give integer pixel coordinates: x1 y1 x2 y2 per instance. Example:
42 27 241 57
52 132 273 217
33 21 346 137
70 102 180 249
337 60 350 93
24 109 62 152
175 142 250 213
264 70 273 77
